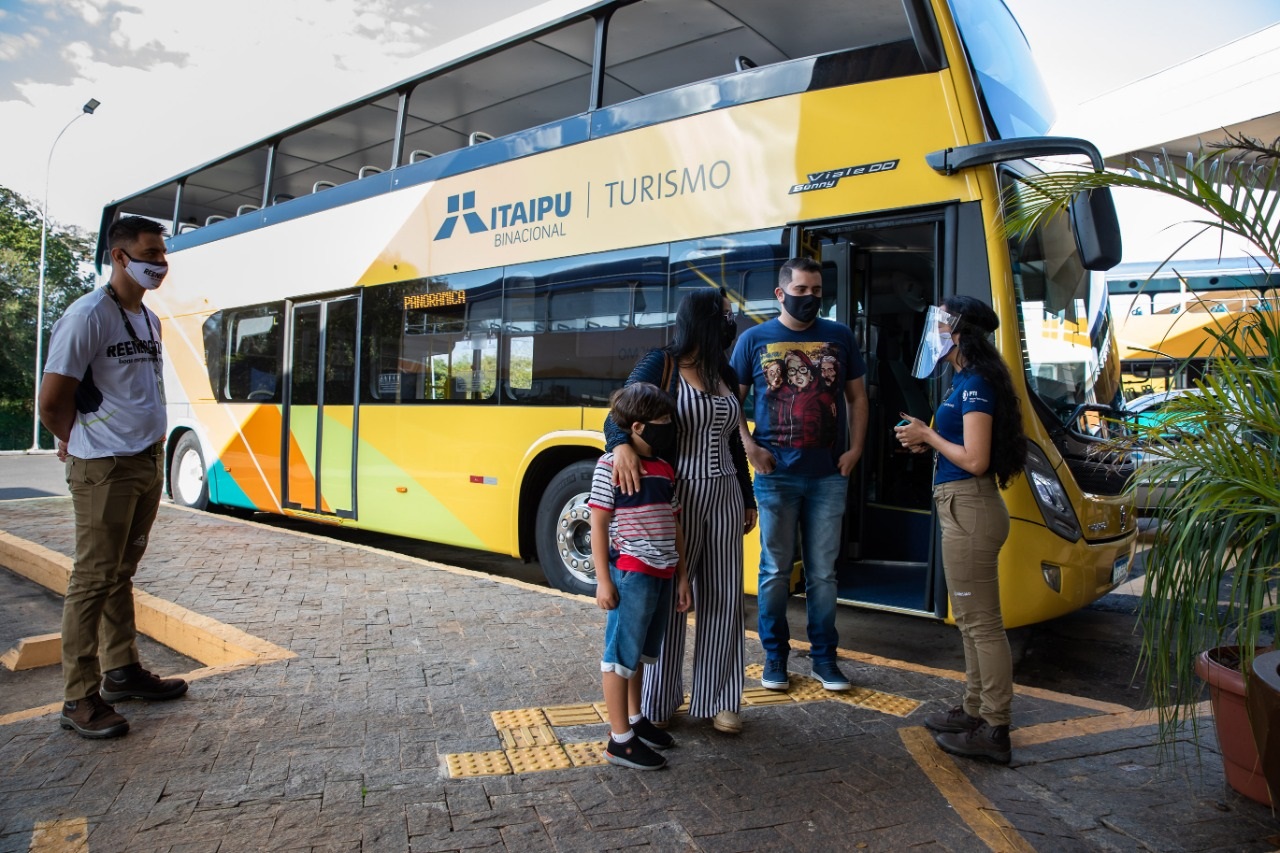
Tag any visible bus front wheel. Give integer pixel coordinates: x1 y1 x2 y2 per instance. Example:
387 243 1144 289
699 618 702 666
170 432 209 510
535 460 598 596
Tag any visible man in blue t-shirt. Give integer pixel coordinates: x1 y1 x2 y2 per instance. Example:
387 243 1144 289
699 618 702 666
731 257 868 693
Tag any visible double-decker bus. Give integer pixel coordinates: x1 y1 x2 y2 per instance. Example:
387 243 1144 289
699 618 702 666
96 0 1136 627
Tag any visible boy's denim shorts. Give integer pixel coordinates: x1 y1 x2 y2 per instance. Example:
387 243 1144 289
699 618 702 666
601 563 673 679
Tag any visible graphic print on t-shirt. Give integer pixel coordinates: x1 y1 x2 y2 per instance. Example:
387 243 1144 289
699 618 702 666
756 342 841 448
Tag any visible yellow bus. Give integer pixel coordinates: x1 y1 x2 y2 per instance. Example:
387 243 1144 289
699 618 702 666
97 0 1136 627
1110 258 1280 396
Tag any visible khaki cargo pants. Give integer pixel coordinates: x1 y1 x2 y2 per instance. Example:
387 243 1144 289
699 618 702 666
62 444 164 701
934 475 1013 727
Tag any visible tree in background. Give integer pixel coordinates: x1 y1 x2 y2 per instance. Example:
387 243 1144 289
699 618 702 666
0 186 97 450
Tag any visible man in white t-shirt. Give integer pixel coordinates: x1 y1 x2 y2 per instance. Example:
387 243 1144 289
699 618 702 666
39 215 188 739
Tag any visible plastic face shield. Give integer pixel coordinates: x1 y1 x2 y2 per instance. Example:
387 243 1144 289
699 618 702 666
912 307 958 379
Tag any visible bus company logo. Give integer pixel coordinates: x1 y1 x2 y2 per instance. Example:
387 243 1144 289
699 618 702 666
789 158 900 194
433 189 572 246
433 192 488 239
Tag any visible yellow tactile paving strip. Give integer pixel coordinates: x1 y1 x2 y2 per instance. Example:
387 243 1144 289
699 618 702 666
444 667 923 777
743 664 922 716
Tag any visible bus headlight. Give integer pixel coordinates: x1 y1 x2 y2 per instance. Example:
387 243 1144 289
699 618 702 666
1024 443 1081 542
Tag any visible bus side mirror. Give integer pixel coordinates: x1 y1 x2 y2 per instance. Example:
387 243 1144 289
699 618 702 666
1070 187 1122 271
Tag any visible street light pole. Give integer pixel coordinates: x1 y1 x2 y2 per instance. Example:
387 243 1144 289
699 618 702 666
31 97 100 452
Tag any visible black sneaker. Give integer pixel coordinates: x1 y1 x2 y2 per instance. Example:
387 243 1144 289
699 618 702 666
761 658 789 691
934 721 1012 765
924 705 982 734
101 663 188 702
630 717 675 750
605 735 667 770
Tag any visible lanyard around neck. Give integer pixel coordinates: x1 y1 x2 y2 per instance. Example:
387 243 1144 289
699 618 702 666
105 284 164 394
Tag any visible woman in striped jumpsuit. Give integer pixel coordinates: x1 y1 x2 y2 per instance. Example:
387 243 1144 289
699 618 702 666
603 288 757 734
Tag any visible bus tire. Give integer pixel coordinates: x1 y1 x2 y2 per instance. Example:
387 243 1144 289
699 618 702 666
535 460 599 596
170 432 209 510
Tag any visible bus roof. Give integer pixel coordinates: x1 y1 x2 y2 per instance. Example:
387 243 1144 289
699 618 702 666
99 0 940 261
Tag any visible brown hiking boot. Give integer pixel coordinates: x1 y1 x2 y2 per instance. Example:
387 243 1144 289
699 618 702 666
924 705 982 734
60 693 129 739
934 721 1012 765
101 663 188 702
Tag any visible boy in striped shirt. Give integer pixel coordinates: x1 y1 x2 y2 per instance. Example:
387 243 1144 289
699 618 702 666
590 382 692 770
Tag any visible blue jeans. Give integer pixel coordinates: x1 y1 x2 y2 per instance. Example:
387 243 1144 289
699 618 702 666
754 472 847 664
601 564 673 679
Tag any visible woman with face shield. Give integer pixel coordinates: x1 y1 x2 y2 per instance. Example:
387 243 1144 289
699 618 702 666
894 295 1028 764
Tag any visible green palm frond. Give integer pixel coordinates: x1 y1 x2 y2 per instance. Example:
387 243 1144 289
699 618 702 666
1004 133 1280 271
1012 134 1280 748
1121 306 1280 744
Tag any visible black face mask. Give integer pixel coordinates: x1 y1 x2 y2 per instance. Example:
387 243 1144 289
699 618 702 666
782 292 821 324
640 421 676 455
721 316 738 349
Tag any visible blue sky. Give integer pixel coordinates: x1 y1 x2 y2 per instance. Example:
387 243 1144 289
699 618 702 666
1 0 1278 261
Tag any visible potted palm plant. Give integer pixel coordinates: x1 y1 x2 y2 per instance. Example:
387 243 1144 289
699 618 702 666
1004 134 1280 805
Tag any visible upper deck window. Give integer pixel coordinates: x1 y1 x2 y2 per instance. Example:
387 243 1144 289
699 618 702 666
401 17 596 162
602 0 916 105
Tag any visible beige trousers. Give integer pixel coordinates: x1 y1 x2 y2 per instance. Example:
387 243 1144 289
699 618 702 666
934 475 1012 727
62 446 164 701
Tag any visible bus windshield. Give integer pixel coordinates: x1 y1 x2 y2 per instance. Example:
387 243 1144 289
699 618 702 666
951 0 1055 137
1006 177 1122 423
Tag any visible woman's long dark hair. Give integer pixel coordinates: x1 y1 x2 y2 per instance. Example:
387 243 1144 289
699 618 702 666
943 294 1028 488
668 287 730 393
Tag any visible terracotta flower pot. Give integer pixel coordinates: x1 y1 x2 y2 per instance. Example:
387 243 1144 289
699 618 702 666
1195 647 1271 805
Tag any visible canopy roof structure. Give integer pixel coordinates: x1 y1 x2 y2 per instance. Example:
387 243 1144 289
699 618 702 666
1053 22 1280 166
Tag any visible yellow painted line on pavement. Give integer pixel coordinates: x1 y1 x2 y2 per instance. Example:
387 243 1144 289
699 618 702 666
1012 701 1212 749
29 816 89 852
900 726 1038 853
0 531 295 727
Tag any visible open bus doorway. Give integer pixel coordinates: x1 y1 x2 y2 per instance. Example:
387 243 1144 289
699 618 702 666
806 217 946 618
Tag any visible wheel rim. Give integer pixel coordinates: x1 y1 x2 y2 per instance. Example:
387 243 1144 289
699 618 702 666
175 447 205 506
554 491 596 586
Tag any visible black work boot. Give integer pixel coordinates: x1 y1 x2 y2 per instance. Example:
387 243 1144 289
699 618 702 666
60 693 129 739
101 663 189 702
934 721 1011 765
924 705 983 734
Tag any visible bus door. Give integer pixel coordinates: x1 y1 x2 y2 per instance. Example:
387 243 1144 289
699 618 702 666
807 215 945 617
283 293 361 518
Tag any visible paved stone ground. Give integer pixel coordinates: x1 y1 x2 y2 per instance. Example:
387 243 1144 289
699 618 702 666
0 568 199 717
1 499 1277 852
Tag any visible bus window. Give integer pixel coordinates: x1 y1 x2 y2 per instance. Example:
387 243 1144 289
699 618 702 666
178 144 271 229
362 269 502 404
601 0 917 107
504 246 668 406
401 17 595 161
1006 172 1121 419
275 94 400 200
670 228 789 332
225 305 283 402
